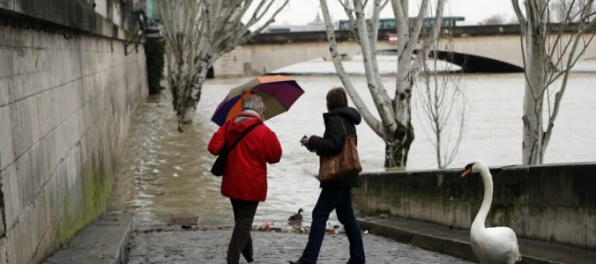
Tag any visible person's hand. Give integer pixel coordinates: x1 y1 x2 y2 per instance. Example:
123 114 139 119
300 135 309 146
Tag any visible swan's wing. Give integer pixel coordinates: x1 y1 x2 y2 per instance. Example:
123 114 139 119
470 227 521 263
486 227 521 260
486 227 518 244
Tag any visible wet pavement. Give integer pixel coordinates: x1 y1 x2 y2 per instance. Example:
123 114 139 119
45 212 596 264
126 226 473 264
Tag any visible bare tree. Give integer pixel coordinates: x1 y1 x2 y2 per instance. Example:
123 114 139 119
416 41 466 169
512 0 596 164
157 0 288 127
319 0 446 169
550 0 595 22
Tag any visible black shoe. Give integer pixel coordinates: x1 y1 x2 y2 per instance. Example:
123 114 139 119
242 251 254 263
289 260 304 264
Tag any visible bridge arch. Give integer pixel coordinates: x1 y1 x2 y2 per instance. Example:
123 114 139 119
409 49 524 73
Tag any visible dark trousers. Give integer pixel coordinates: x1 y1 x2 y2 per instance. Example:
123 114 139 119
299 187 366 264
227 199 258 264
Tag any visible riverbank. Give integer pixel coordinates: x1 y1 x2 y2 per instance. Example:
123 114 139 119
44 211 596 264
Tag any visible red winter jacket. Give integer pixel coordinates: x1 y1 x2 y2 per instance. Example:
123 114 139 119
208 111 282 201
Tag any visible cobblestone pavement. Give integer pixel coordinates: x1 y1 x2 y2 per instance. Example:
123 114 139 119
127 227 474 264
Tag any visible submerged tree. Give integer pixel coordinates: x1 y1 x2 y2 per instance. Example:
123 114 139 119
319 0 446 169
414 1 466 169
157 0 288 126
416 40 466 169
512 0 596 164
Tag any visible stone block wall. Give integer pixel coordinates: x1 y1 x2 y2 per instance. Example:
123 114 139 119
0 0 133 40
352 163 596 250
0 1 147 263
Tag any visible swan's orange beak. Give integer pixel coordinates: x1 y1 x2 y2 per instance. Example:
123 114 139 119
461 168 472 177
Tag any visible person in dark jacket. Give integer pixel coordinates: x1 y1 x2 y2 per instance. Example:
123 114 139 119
208 95 282 264
290 87 366 264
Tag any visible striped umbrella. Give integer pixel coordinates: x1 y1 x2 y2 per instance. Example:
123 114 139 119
211 75 305 126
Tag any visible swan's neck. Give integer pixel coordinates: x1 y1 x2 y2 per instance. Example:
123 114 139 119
473 166 493 229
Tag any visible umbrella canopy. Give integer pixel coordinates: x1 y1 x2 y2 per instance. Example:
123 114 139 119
211 75 305 126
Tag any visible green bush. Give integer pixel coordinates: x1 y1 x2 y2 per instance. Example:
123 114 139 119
144 38 166 94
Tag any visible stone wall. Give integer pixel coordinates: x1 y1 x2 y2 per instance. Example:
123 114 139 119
0 0 133 39
352 162 596 250
0 1 147 263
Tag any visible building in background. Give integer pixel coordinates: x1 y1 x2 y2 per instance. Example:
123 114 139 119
264 13 326 33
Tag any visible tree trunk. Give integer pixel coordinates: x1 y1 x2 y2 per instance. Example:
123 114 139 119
521 0 547 165
180 62 209 124
385 124 414 168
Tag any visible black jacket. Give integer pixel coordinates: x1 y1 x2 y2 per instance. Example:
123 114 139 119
307 106 362 188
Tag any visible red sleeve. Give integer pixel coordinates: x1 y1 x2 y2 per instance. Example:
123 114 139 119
263 128 282 164
207 123 227 155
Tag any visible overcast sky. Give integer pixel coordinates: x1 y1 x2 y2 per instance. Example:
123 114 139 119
271 0 517 26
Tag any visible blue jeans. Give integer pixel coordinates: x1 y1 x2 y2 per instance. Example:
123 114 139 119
299 187 365 264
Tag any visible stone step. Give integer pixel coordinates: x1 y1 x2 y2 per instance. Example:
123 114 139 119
43 212 133 264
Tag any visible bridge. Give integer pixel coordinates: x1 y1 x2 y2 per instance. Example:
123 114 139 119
213 24 596 77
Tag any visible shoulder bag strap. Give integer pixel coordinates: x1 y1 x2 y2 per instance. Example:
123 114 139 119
227 122 262 152
338 117 349 137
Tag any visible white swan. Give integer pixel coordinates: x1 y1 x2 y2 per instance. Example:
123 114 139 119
461 160 522 264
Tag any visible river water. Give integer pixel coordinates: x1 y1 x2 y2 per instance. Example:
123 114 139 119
107 64 596 229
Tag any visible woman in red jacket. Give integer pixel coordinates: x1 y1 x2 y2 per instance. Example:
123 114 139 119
208 95 282 264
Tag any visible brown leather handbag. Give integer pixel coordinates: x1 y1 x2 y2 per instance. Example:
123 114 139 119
318 118 362 182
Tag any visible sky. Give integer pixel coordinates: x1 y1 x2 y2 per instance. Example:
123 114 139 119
271 0 518 26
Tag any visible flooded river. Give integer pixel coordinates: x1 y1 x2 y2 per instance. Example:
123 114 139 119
107 73 596 228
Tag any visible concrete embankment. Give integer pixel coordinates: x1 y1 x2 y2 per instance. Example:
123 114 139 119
353 163 596 250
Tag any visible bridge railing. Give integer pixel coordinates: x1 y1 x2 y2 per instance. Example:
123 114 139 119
248 23 596 45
